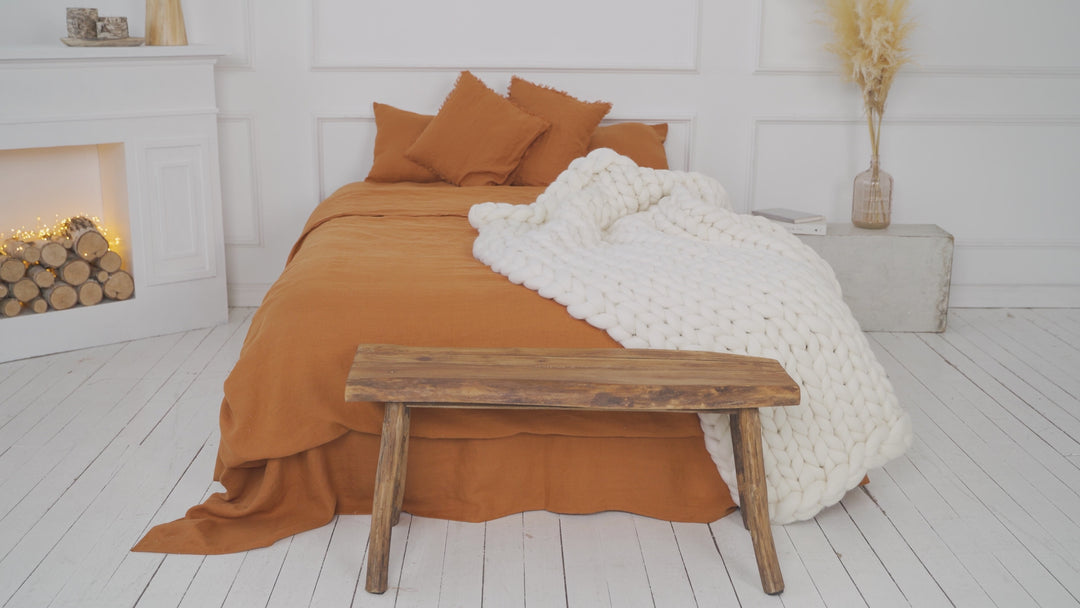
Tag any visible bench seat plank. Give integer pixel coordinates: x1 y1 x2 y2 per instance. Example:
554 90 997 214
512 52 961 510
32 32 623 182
346 344 800 411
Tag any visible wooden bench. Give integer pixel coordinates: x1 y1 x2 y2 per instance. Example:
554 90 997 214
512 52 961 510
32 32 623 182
345 344 801 596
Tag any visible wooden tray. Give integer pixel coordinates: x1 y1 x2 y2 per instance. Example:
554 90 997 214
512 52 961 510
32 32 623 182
60 37 145 47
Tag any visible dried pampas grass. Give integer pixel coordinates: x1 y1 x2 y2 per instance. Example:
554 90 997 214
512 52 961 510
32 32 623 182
824 0 914 156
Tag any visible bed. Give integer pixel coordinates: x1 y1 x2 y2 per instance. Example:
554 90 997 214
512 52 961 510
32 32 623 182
135 72 908 555
133 181 738 554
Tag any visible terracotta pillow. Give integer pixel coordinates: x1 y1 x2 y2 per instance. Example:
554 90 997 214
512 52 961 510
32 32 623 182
406 71 549 186
588 123 670 170
507 77 612 186
365 103 442 183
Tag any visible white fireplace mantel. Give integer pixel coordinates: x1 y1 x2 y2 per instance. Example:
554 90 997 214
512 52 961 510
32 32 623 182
1 45 228 362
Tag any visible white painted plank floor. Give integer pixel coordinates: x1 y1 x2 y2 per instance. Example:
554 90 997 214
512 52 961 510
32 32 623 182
1 307 1078 607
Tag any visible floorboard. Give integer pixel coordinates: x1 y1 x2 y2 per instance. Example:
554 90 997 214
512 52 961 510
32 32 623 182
1 308 1079 607
481 514 526 608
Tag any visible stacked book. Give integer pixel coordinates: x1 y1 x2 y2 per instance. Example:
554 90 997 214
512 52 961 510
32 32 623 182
751 208 827 235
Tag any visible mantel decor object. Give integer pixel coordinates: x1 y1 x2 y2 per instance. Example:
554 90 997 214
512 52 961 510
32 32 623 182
851 154 893 229
66 8 98 40
824 0 914 229
96 16 129 40
62 8 144 47
146 0 188 46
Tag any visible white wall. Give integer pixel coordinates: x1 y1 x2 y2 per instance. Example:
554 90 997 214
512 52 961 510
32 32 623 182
3 0 1078 307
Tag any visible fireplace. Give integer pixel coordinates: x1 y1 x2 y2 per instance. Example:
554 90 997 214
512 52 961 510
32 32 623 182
2 143 134 316
0 45 228 362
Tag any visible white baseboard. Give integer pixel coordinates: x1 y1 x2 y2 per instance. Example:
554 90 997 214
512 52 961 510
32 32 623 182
949 284 1080 308
227 282 271 307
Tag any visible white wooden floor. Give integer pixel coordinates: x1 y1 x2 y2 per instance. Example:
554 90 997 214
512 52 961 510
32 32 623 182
1 308 1079 608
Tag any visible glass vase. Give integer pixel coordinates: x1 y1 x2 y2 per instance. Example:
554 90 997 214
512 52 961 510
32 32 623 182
851 155 892 229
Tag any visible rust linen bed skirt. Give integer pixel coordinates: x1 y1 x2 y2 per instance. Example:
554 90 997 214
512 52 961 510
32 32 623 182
134 432 735 554
133 183 736 555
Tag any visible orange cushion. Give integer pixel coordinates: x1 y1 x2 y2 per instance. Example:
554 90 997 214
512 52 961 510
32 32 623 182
508 77 612 186
588 122 670 170
406 71 550 186
365 103 442 183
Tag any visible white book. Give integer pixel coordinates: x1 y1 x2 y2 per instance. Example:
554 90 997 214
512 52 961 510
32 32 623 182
752 207 826 224
777 220 827 235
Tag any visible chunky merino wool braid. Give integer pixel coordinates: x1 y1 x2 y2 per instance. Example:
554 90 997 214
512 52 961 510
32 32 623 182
470 149 912 523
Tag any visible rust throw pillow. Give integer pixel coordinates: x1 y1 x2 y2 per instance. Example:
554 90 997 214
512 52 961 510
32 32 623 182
588 122 670 170
507 77 612 186
365 103 442 183
406 71 549 186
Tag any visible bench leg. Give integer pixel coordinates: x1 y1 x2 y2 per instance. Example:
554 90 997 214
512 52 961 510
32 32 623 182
732 409 784 595
729 415 749 531
366 402 410 594
391 415 409 527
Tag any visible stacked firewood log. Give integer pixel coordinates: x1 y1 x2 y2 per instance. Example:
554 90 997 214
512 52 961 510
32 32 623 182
0 216 134 318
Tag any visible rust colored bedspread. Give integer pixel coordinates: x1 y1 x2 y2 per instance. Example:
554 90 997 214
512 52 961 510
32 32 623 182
133 182 735 554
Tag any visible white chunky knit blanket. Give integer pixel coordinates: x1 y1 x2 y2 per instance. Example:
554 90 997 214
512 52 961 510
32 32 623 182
469 149 912 523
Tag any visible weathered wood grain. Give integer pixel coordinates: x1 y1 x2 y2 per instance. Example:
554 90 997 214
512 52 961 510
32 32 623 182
365 402 410 594
348 344 799 597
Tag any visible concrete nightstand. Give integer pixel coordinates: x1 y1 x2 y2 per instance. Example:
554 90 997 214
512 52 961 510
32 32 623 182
797 224 954 332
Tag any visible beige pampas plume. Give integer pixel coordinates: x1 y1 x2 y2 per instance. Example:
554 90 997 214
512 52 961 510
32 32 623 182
824 0 914 156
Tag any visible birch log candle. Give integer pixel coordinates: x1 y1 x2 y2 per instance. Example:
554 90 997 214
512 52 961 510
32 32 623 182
66 8 99 40
96 16 129 40
146 0 188 46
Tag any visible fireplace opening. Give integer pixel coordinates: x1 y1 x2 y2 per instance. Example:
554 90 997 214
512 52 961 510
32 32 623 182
1 143 135 318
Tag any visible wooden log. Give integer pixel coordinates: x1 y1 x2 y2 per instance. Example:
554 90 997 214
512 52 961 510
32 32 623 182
11 277 40 303
43 283 78 311
72 231 109 262
103 271 134 301
28 265 56 289
2 238 25 257
0 282 7 299
95 250 123 274
58 257 91 286
2 239 40 264
19 244 41 265
0 255 27 283
35 240 69 268
28 297 48 314
1 298 22 318
78 280 104 307
63 217 110 262
94 269 111 283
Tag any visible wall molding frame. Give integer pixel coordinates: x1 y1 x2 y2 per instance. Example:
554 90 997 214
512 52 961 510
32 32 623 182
309 0 702 73
745 113 1080 213
137 136 218 286
746 114 1080 305
214 0 255 71
751 0 1080 78
602 114 697 174
314 114 373 202
217 114 263 246
0 107 220 127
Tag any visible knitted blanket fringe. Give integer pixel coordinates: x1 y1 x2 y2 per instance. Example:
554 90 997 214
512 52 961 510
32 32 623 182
469 149 912 523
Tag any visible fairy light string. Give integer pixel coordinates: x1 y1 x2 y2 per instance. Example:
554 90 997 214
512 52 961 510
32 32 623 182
2 214 121 251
